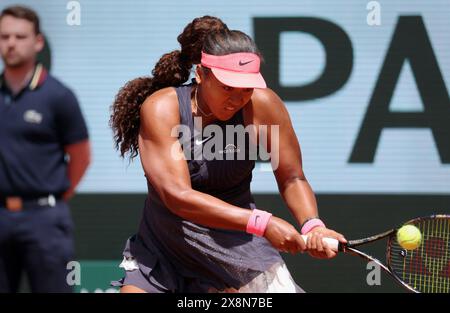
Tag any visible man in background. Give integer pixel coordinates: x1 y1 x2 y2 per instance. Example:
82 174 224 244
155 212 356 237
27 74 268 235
0 5 90 292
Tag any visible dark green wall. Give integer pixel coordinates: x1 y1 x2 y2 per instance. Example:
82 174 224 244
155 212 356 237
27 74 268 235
68 193 449 292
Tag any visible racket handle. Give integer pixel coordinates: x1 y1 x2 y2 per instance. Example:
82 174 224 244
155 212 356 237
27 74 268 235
301 235 340 251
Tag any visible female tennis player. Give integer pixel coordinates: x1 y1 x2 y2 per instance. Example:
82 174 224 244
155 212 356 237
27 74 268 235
110 16 347 293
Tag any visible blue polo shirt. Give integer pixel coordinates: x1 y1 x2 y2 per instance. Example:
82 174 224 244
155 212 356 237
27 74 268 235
0 64 88 197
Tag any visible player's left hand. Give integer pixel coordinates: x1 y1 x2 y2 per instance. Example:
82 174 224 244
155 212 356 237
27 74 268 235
305 227 347 259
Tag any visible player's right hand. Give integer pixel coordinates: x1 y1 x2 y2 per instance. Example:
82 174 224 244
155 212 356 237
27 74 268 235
263 216 306 254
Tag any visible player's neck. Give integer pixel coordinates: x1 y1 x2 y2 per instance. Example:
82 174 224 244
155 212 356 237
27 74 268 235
191 86 217 127
4 61 36 95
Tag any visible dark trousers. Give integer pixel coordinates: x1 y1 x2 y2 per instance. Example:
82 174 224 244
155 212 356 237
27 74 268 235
0 201 75 292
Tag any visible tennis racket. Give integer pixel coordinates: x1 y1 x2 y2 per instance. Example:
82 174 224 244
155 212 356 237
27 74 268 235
302 214 450 293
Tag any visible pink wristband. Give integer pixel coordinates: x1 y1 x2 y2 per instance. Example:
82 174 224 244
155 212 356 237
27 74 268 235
246 209 272 237
301 218 325 235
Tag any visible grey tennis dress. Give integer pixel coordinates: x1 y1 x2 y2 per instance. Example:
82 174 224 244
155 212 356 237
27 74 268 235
112 84 287 292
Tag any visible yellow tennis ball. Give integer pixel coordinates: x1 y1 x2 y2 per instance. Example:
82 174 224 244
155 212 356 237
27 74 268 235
397 225 422 250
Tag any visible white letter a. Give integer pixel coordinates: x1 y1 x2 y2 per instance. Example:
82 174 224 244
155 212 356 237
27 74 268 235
366 1 381 26
66 1 81 26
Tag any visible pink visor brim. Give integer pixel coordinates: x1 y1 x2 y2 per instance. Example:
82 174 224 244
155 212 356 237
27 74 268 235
201 52 267 89
210 67 267 89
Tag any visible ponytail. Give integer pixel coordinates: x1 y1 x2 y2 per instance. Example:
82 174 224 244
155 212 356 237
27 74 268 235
109 50 192 159
110 16 228 159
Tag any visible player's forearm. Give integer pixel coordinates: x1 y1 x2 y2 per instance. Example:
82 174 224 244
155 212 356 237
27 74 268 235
163 188 252 232
279 176 319 227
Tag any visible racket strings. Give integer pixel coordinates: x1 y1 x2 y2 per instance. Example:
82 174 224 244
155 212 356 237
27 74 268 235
388 216 450 293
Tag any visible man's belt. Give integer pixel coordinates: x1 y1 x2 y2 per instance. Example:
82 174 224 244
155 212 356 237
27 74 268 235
0 194 60 212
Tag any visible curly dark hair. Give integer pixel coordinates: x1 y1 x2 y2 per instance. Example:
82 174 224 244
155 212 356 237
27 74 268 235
110 16 262 159
110 16 227 159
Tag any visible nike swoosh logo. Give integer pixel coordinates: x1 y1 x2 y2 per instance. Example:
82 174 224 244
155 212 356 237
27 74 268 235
239 60 254 66
195 135 214 145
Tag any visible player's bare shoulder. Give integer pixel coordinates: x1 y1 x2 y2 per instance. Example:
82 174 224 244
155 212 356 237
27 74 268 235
140 87 181 127
249 88 289 124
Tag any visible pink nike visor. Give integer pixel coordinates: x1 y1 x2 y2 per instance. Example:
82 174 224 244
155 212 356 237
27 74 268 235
200 52 267 89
